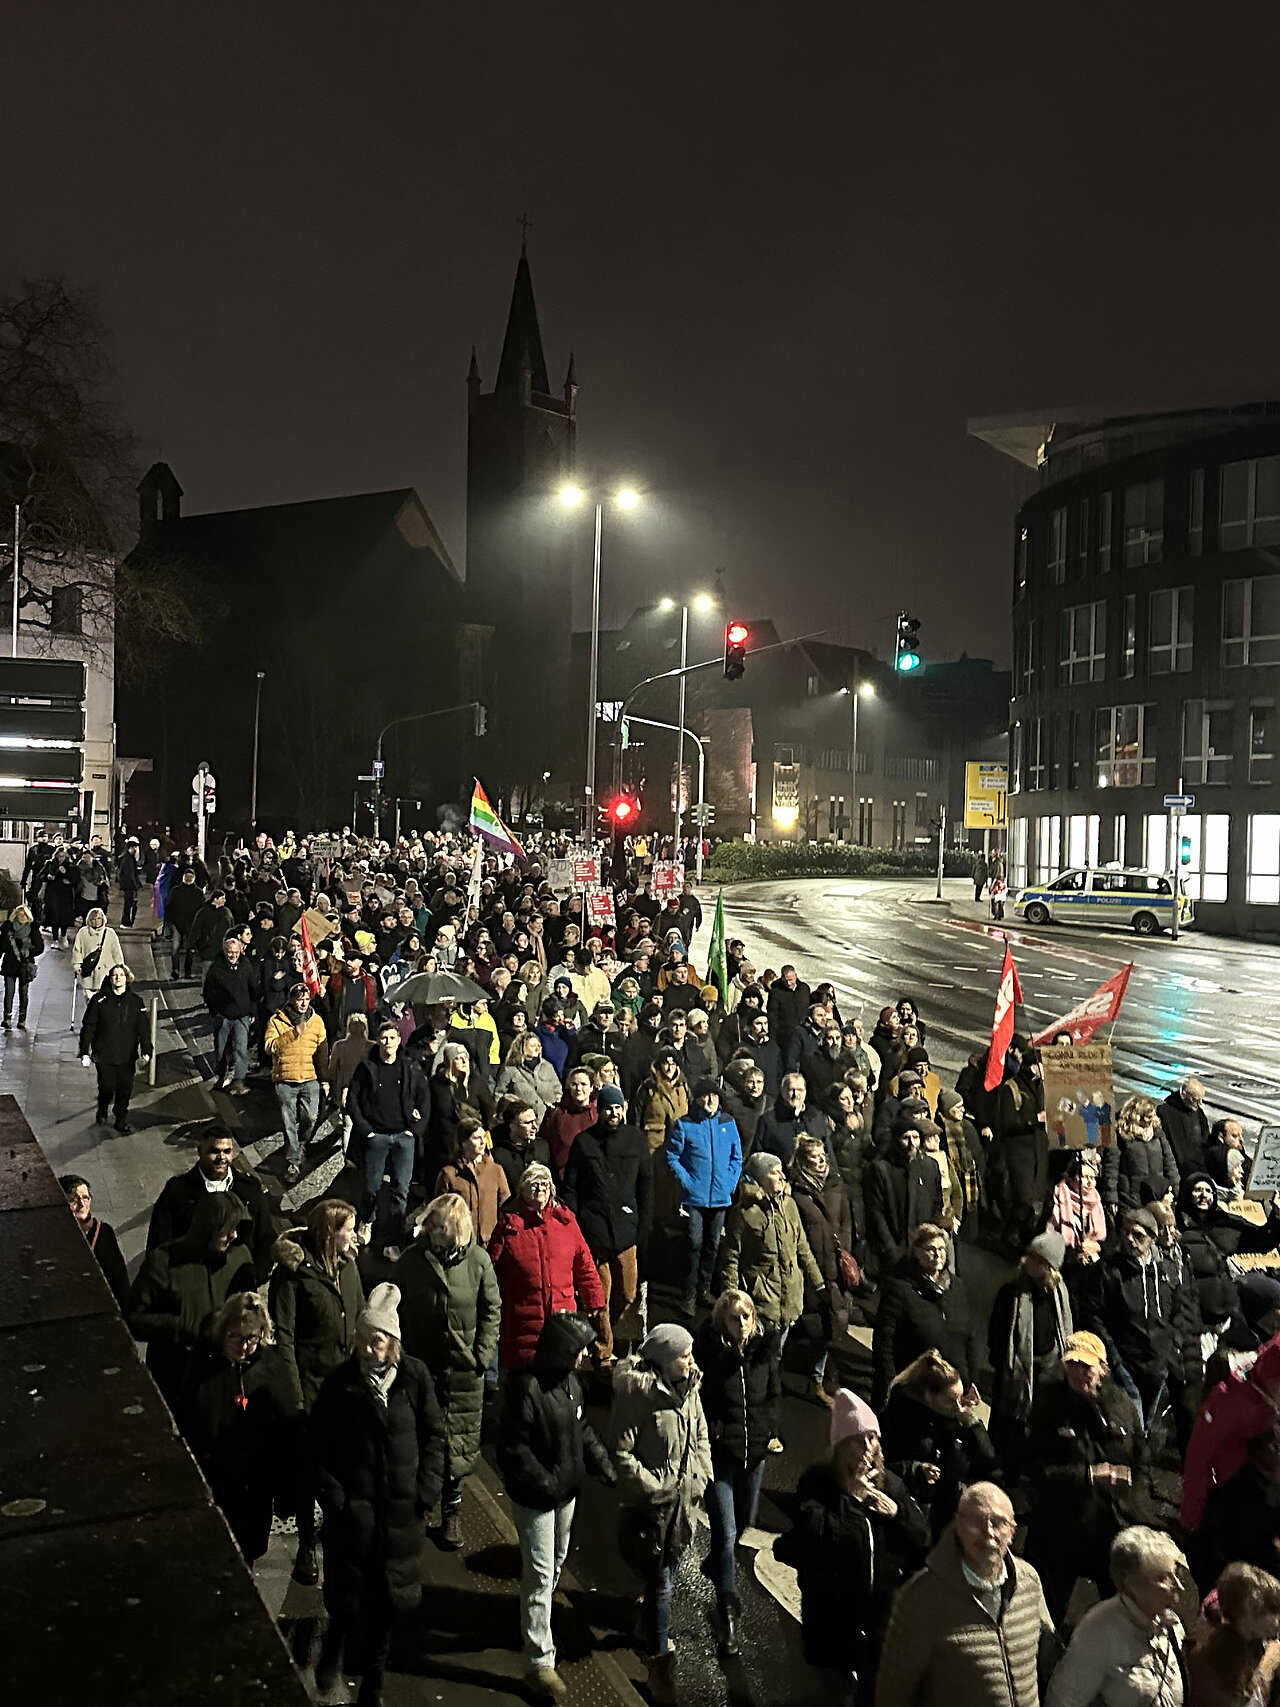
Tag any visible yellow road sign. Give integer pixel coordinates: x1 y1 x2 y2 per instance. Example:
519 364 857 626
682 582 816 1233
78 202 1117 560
965 761 1008 830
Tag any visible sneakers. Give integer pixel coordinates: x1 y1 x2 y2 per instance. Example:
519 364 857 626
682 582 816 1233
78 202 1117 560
290 1542 319 1586
114 1121 133 1136
2 1019 10 1030
525 1667 567 1700
439 1509 463 1551
357 1221 374 1247
227 1081 249 1097
218 1072 233 1090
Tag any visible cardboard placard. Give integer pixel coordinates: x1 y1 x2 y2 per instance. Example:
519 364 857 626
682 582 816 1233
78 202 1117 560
1041 1042 1116 1149
1248 1126 1280 1193
310 837 341 860
547 858 573 893
586 887 616 928
653 861 682 896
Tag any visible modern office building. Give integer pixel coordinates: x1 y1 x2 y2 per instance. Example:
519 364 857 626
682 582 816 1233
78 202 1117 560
973 400 1280 935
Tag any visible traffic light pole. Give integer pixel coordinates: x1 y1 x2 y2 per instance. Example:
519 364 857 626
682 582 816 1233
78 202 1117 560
623 714 706 880
373 701 483 840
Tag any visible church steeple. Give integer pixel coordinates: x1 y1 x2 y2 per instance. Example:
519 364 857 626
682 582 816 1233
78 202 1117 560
494 248 551 397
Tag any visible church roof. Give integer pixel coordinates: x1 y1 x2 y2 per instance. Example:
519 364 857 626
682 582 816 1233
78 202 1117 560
494 249 551 396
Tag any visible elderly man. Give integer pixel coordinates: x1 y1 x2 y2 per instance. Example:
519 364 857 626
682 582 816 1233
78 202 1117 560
1159 1078 1209 1177
203 933 256 1094
1046 1527 1187 1707
877 1481 1051 1707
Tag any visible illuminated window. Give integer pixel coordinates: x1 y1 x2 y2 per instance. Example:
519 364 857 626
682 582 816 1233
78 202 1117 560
1247 814 1280 905
1095 704 1156 788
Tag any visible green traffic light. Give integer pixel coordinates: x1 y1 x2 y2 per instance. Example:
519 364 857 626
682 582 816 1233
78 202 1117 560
896 652 921 673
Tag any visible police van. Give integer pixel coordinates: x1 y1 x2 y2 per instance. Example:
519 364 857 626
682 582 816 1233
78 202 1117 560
1012 865 1194 936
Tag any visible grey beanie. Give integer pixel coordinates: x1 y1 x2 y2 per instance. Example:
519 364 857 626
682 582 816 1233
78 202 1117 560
357 1282 402 1340
640 1322 694 1368
746 1150 784 1184
1027 1230 1066 1270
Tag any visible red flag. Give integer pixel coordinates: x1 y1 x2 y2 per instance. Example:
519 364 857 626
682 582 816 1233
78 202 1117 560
983 943 1023 1092
1031 963 1133 1048
299 915 323 998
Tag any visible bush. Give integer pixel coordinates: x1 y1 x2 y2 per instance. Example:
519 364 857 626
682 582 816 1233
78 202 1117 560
705 842 977 882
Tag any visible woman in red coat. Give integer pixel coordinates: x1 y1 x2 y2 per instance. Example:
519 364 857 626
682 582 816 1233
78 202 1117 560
488 1162 605 1371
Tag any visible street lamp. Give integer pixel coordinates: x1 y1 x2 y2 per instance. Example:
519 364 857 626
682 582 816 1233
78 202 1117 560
655 592 717 848
558 483 642 837
840 681 876 843
251 670 265 827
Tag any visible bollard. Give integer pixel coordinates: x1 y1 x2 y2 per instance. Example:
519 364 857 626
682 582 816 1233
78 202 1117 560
149 996 158 1086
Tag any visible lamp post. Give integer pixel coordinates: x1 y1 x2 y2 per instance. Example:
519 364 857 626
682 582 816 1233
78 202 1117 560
250 670 265 827
560 483 640 839
841 680 876 843
658 593 715 850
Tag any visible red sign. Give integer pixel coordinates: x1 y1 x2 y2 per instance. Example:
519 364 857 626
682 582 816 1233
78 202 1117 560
586 887 616 928
572 856 601 888
1031 964 1134 1047
652 862 682 896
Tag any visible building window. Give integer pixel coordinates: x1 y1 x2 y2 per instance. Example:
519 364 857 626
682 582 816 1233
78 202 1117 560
1060 600 1106 683
858 797 874 846
1177 813 1230 903
1027 718 1047 791
806 673 820 697
1010 818 1028 889
1123 478 1164 567
915 791 929 827
1148 585 1193 674
1015 525 1029 601
891 800 907 850
1010 721 1023 794
1223 577 1280 666
1076 496 1090 578
1251 701 1275 784
1182 700 1233 784
1035 815 1062 880
1047 507 1067 585
1014 622 1035 696
50 585 82 636
1098 491 1113 574
1247 815 1280 905
1095 703 1156 788
1219 454 1280 551
1112 813 1127 866
1143 813 1168 872
1065 814 1099 867
1188 468 1204 556
1121 594 1136 678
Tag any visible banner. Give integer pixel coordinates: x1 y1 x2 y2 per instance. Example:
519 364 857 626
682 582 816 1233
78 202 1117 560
707 891 728 1001
653 861 682 896
1042 1043 1116 1149
299 916 323 997
1031 964 1134 1047
572 855 601 888
983 943 1023 1092
585 887 616 928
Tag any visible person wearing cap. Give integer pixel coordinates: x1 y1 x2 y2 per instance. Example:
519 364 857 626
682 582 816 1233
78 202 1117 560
887 1047 942 1117
877 1481 1050 1707
988 1048 1049 1256
497 1311 616 1699
610 1322 713 1695
776 1388 928 1707
937 1088 986 1239
488 1163 606 1371
566 996 624 1073
664 1077 744 1318
873 1221 982 1412
987 1229 1075 1460
716 981 766 1064
116 835 142 927
1083 1206 1204 1438
310 1281 445 1706
1022 1330 1144 1623
864 1115 945 1275
873 1067 926 1145
559 1083 653 1364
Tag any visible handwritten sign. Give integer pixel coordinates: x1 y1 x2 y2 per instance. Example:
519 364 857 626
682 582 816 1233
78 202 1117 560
1248 1126 1280 1193
1041 1043 1116 1150
547 858 573 892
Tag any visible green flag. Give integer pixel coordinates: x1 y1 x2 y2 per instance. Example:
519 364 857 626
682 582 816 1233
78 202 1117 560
708 890 728 1001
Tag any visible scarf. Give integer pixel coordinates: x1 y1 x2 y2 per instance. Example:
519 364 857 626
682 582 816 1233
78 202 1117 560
1003 1278 1072 1423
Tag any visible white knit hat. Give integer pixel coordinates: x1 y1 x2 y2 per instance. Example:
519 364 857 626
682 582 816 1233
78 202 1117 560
357 1282 401 1341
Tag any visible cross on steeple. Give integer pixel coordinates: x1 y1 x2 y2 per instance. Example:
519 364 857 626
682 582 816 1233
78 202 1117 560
517 212 533 253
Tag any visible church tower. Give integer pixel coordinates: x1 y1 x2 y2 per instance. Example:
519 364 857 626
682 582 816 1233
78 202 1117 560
465 244 580 808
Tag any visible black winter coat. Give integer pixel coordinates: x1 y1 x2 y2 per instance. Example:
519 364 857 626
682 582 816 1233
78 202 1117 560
147 1162 279 1271
311 1353 445 1615
267 1230 366 1411
692 1320 780 1472
753 1099 831 1169
497 1313 615 1510
789 1170 854 1288
1159 1090 1210 1177
80 1215 130 1306
490 1133 552 1191
79 987 149 1067
0 917 42 978
775 1461 928 1672
1082 1252 1203 1393
559 1119 653 1260
165 880 205 936
127 1221 257 1402
202 955 256 1020
1176 1174 1280 1325
766 979 811 1053
880 1386 998 1539
395 1237 501 1478
872 1267 982 1409
1023 1372 1143 1558
1103 1132 1181 1214
864 1151 944 1268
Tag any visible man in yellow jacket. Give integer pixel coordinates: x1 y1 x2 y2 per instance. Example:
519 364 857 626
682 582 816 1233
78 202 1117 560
265 983 329 1186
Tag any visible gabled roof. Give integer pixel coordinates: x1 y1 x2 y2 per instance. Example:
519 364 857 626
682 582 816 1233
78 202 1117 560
494 249 551 396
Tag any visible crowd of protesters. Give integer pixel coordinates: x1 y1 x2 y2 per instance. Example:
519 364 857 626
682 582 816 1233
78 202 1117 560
35 820 1280 1707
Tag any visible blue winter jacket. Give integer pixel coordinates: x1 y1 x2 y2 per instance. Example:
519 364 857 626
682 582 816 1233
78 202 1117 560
664 1108 744 1210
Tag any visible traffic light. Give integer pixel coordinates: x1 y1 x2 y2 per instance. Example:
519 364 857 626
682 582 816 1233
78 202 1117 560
610 795 639 827
724 620 748 680
895 613 922 673
1179 834 1192 867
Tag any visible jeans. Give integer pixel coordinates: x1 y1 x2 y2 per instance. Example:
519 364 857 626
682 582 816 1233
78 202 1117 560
704 1461 766 1598
121 888 138 927
648 1561 676 1656
276 1079 321 1167
3 972 29 1024
358 1129 415 1248
212 1015 251 1083
511 1498 575 1669
684 1205 726 1296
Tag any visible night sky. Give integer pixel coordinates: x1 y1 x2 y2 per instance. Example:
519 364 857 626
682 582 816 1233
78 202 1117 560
5 4 1276 668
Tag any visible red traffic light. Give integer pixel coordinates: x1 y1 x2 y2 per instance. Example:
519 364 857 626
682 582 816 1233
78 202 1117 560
611 797 637 824
724 620 748 681
726 622 749 646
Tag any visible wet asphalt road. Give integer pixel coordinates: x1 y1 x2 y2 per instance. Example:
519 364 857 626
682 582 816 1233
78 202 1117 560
719 876 1280 1131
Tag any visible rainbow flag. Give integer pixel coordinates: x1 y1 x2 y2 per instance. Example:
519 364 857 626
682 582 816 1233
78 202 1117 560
469 779 525 857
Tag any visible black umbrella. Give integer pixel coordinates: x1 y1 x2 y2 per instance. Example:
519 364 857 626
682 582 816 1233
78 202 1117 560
384 969 488 1007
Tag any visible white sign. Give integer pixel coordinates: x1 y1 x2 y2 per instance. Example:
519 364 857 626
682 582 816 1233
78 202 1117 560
547 858 573 892
1248 1125 1280 1193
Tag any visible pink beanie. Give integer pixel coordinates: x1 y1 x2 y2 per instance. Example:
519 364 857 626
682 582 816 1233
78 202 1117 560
830 1388 880 1448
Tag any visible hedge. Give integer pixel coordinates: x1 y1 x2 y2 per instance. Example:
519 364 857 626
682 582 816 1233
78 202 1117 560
704 842 978 882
